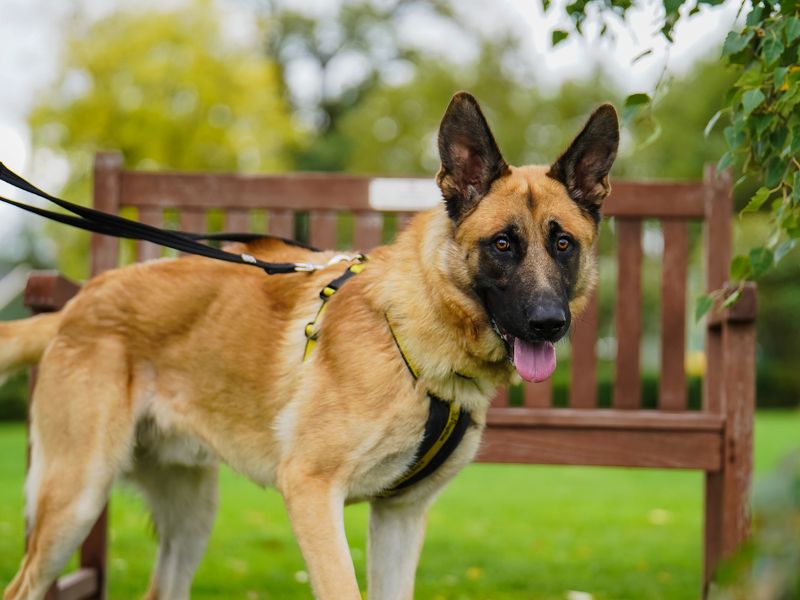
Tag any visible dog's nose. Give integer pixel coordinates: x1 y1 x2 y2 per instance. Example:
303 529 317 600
528 304 568 341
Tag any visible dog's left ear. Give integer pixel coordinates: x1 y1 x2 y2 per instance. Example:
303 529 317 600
436 92 509 222
548 104 619 218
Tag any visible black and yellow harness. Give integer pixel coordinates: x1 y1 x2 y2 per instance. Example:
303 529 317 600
302 260 472 497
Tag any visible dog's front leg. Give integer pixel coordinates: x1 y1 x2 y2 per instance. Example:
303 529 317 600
367 499 428 600
282 477 361 599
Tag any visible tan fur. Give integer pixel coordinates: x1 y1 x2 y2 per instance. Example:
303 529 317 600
0 313 61 377
2 162 601 599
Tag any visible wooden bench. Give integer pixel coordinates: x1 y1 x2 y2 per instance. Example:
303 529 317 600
24 151 756 599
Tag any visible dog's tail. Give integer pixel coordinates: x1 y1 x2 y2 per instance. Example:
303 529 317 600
0 312 62 378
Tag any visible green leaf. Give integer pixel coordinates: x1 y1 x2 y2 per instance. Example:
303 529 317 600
624 93 650 107
775 239 797 263
735 66 764 88
694 294 714 322
784 16 800 44
722 30 753 56
752 113 774 136
773 66 788 90
622 93 650 121
764 157 786 188
704 109 723 138
793 171 800 205
632 48 653 64
741 187 772 214
745 6 763 26
551 29 569 47
749 247 774 279
639 118 662 149
724 124 745 149
542 0 552 11
721 288 742 309
742 88 765 117
762 35 785 67
717 151 736 171
730 254 751 280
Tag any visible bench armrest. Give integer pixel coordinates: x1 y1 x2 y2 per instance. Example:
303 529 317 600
24 271 81 313
707 282 757 328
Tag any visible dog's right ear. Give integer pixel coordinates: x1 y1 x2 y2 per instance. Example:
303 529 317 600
436 92 509 222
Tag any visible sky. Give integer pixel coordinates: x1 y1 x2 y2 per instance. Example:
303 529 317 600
0 0 743 243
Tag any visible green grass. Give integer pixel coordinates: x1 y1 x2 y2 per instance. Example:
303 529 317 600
1 411 799 599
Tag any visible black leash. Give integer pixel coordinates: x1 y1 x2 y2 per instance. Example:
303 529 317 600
0 162 335 275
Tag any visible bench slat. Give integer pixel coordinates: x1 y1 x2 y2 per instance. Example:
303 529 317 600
309 210 337 250
605 182 705 218
268 209 294 239
486 407 724 430
180 208 206 235
613 219 642 409
225 209 251 233
569 287 599 408
491 387 509 408
353 212 382 251
136 207 163 262
119 172 707 218
478 426 721 470
660 220 689 410
523 380 551 408
121 171 372 210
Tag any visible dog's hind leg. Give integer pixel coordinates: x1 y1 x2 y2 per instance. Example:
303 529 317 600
4 338 135 600
131 461 219 600
367 499 428 600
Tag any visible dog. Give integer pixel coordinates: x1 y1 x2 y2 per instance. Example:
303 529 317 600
1 92 618 600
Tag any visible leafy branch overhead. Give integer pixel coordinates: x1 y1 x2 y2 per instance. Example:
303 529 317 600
544 1 800 320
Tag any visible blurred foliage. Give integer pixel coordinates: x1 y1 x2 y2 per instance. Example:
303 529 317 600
258 0 484 171
717 4 800 286
710 450 800 600
28 0 298 279
339 54 618 176
548 0 800 307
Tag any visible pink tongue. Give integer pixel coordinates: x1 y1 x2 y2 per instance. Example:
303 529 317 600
513 338 557 383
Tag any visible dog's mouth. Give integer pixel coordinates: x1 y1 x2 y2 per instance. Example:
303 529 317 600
491 318 557 383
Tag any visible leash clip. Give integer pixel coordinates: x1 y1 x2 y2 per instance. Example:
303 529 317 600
293 253 364 273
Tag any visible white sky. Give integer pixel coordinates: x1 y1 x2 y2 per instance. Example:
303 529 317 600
0 0 742 243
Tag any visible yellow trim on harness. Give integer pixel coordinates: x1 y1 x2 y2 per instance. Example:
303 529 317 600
303 261 366 361
382 400 461 491
386 318 422 380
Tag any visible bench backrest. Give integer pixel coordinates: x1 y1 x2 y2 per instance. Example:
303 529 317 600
92 152 733 416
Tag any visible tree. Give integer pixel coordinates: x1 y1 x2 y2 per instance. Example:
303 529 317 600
256 0 534 171
28 0 299 278
548 0 799 307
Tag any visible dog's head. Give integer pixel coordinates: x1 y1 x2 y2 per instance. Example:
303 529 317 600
436 92 618 383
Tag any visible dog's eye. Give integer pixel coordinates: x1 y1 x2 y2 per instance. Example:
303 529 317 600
556 235 571 252
494 235 511 252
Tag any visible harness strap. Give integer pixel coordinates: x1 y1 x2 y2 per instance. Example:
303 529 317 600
380 318 472 497
378 394 471 496
303 262 366 361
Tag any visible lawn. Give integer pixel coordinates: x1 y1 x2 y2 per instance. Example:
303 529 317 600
1 410 798 599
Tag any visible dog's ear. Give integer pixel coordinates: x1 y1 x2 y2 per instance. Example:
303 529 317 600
436 92 509 222
548 104 619 219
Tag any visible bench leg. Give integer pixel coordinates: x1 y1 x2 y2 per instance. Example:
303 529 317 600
703 471 723 597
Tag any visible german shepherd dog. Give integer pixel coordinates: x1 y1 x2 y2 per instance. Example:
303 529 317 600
2 92 617 599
